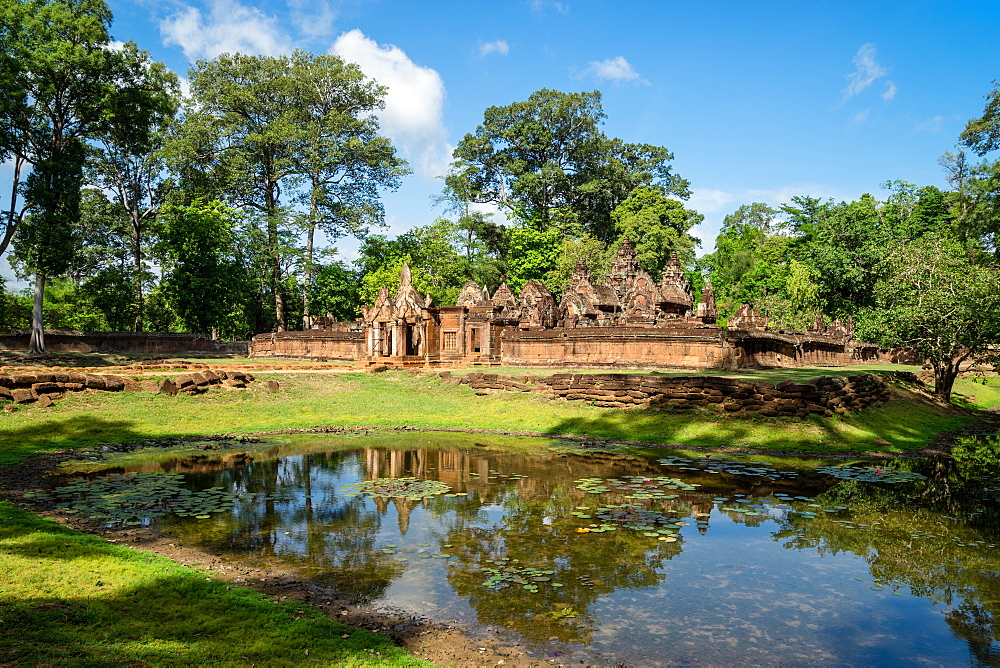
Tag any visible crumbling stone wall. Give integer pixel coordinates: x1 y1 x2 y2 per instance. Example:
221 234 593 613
0 371 133 406
0 368 256 406
248 330 364 359
454 371 891 417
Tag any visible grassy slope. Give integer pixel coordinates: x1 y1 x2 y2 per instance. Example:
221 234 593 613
1 365 998 467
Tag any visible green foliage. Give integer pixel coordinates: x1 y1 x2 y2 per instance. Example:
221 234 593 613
13 141 86 277
860 233 1000 400
544 234 610 295
447 89 689 240
159 200 249 337
960 80 1000 156
504 224 562 292
310 262 361 321
611 185 702 276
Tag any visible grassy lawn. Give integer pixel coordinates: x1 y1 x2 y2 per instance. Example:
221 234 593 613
0 502 423 667
1 365 997 467
2 361 998 666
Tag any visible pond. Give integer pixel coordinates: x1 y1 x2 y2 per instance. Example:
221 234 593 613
33 432 1000 665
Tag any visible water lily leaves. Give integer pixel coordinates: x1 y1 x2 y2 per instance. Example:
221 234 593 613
340 477 451 500
479 561 564 592
33 472 236 525
816 465 927 483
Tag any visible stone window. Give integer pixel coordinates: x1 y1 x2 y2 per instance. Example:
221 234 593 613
443 331 458 351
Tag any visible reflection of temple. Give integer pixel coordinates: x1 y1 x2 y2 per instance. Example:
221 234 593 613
251 238 878 369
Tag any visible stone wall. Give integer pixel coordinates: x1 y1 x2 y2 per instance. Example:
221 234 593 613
0 371 134 407
0 331 248 355
248 330 365 360
0 368 257 406
499 327 735 369
455 371 891 417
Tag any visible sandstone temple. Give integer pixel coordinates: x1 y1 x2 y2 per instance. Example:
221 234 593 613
250 238 878 370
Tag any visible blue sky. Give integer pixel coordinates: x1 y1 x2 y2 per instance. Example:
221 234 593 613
4 0 1000 284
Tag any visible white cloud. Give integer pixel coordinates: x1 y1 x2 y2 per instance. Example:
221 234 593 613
332 29 452 180
914 115 946 134
478 39 509 57
843 43 889 100
577 56 648 85
850 109 871 124
286 0 338 41
882 81 898 101
530 0 569 15
159 0 291 60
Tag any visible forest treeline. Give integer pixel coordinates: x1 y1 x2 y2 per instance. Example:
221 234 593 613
2 0 1000 398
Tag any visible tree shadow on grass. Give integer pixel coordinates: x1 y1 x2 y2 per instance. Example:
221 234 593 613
0 501 418 666
543 389 966 454
0 414 147 468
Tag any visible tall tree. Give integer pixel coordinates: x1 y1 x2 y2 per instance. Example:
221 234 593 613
446 89 689 240
88 43 180 331
172 50 405 332
288 51 408 328
960 80 1000 156
0 0 163 353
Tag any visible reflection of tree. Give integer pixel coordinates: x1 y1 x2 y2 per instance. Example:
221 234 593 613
441 483 683 643
769 442 1000 661
167 452 403 602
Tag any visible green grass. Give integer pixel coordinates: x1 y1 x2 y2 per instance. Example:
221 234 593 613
0 501 424 667
0 365 994 467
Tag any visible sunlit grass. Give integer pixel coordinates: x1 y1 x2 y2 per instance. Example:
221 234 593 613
0 501 424 666
0 365 992 467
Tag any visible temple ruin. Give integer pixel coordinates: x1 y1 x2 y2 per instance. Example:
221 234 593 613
250 238 879 369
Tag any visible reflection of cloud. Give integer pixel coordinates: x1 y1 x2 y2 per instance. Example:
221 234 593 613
333 29 452 180
577 56 648 85
478 39 509 57
843 43 890 100
160 0 291 59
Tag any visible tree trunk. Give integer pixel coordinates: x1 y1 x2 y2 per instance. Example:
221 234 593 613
133 228 144 332
302 223 315 330
27 274 47 355
932 358 959 403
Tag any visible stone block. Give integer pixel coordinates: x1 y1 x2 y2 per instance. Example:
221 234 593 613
0 376 12 388
32 382 61 394
103 376 126 392
159 379 178 396
11 388 35 403
267 380 281 393
12 374 37 385
84 374 107 390
36 394 54 407
722 403 743 412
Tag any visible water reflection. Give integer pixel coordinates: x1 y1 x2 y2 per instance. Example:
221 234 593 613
108 432 1000 665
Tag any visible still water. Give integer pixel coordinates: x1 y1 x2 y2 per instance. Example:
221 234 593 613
59 432 1000 665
